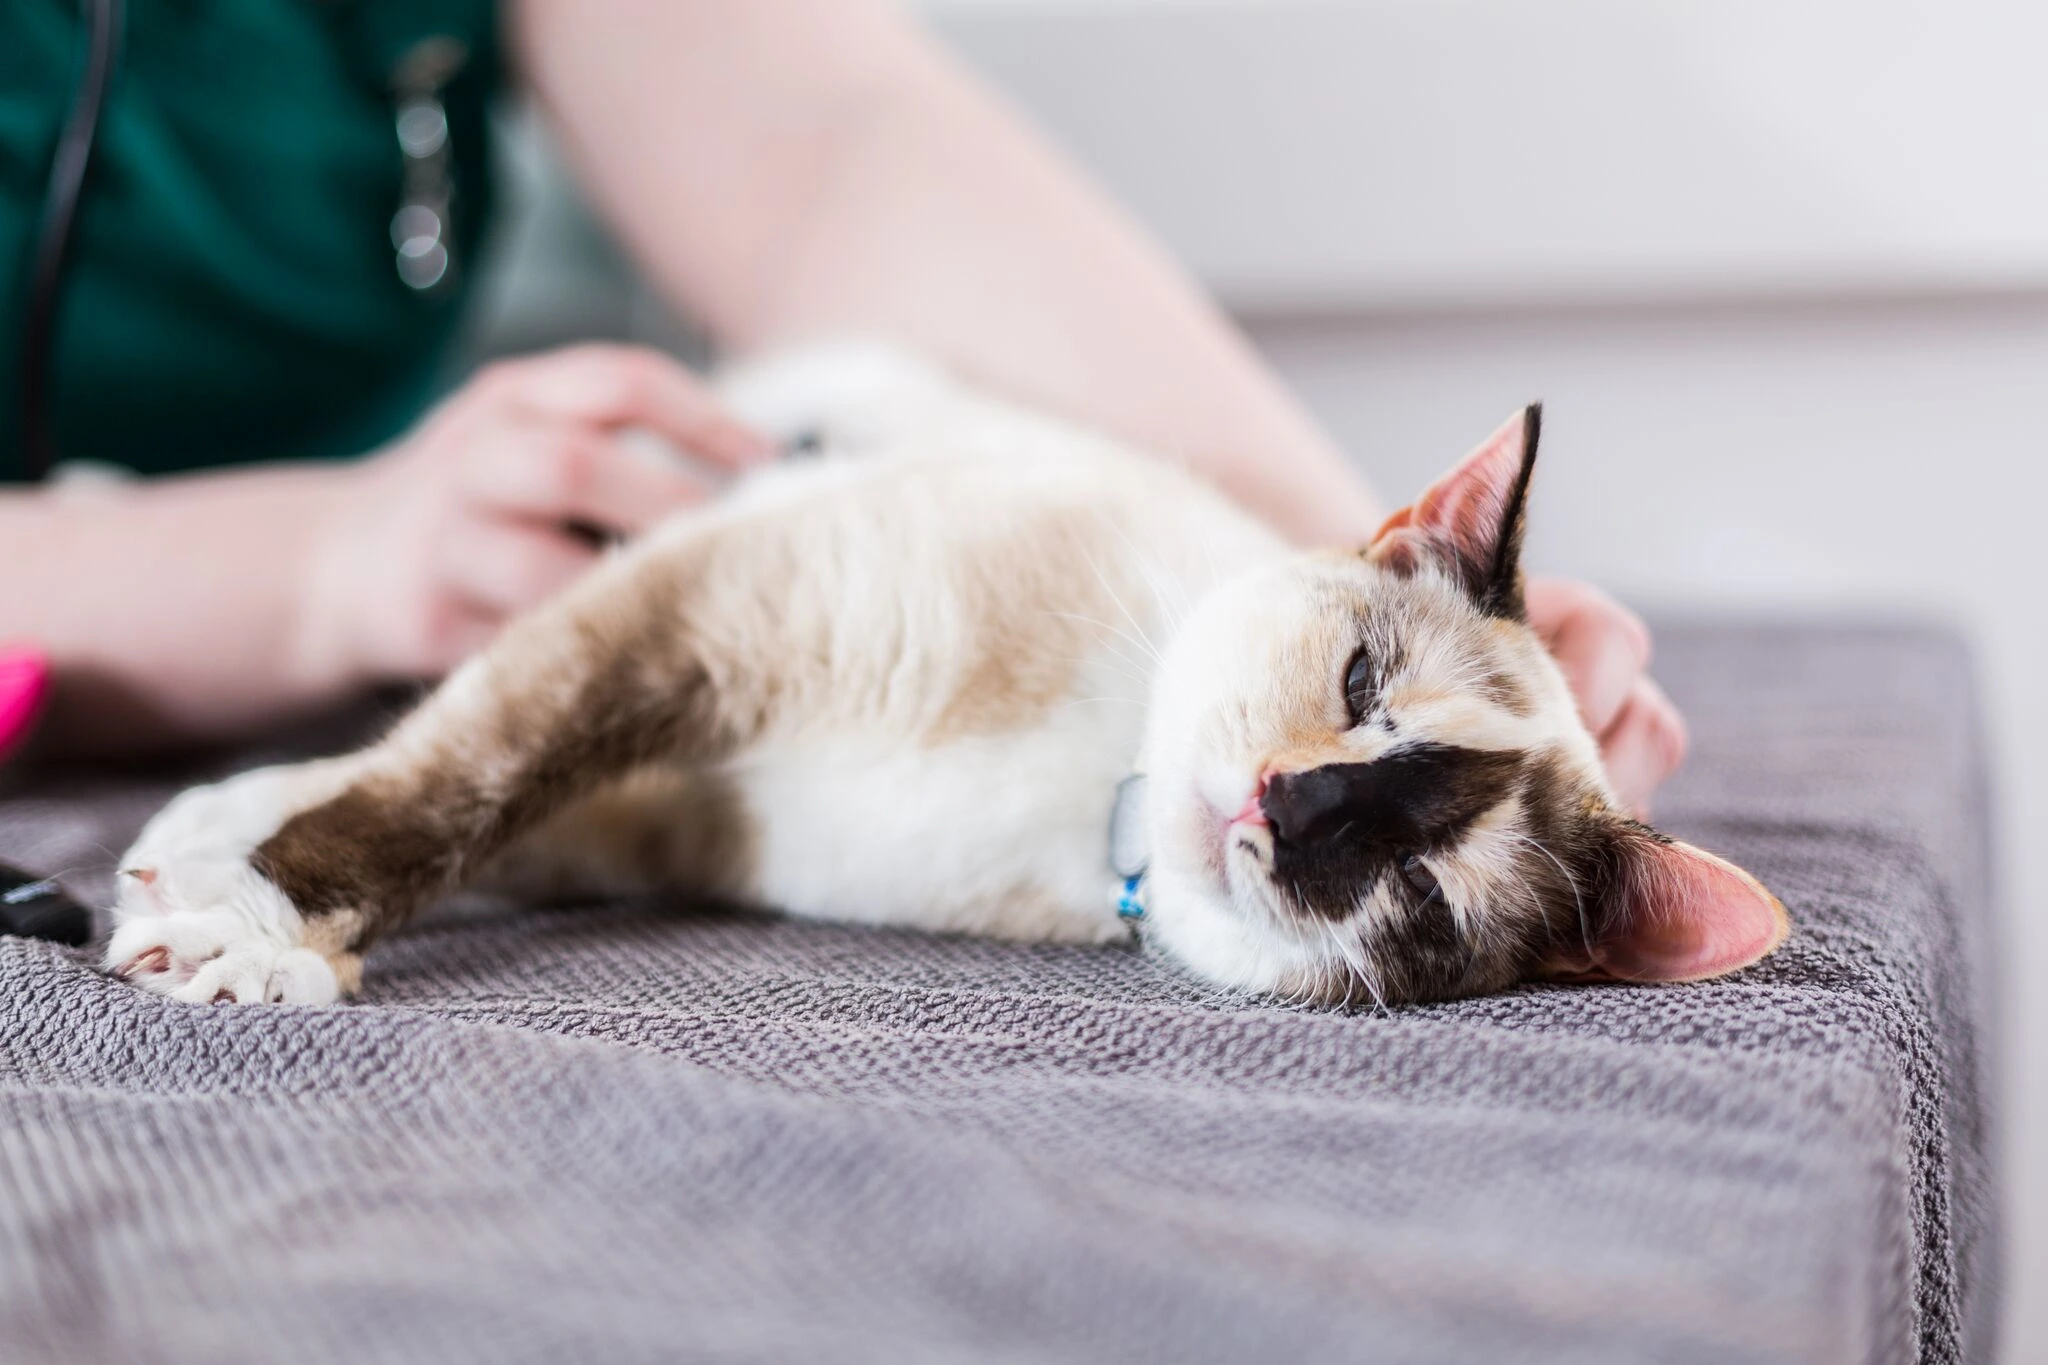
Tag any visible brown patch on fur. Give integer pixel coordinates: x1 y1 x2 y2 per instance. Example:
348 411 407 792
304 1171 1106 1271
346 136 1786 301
930 647 1074 745
947 882 1116 944
924 512 1118 745
253 531 764 954
298 909 366 961
482 767 759 903
1382 670 1529 724
1369 605 1543 731
1477 667 1535 716
328 953 364 995
1262 742 1347 778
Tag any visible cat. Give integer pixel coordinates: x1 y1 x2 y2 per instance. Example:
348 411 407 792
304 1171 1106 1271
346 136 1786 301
103 344 1788 1008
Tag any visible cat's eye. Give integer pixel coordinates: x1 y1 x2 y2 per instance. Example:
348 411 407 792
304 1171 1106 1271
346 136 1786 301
1343 648 1375 726
1398 853 1443 906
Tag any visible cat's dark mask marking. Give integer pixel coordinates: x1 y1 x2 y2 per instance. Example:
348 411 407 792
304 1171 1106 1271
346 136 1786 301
1264 743 1523 923
1263 744 1523 857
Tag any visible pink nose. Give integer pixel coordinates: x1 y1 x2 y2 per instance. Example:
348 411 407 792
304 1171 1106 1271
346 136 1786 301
1230 773 1271 828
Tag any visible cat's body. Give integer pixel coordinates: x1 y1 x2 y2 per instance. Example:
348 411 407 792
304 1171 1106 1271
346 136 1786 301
106 346 1788 1008
503 350 1285 944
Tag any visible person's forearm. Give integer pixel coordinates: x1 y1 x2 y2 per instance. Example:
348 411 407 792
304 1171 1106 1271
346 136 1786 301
0 468 342 753
744 55 1385 543
516 0 1383 544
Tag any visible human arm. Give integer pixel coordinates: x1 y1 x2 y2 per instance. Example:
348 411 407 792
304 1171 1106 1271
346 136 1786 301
2 346 766 756
509 0 1380 547
6 461 363 752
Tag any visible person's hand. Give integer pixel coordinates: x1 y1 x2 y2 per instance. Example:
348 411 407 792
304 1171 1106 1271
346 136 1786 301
1525 575 1687 819
299 344 772 686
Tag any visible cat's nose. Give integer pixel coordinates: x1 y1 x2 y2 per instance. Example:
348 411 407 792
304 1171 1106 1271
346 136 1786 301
1260 767 1354 846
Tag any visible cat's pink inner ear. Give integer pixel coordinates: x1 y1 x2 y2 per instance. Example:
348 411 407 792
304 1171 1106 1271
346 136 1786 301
1367 408 1529 568
1591 838 1791 983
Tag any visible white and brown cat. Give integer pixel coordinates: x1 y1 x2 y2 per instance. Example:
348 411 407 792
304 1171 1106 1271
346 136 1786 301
104 346 1788 1008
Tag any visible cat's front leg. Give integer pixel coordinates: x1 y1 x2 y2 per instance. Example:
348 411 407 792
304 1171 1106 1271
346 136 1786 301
106 524 776 1005
105 759 366 1004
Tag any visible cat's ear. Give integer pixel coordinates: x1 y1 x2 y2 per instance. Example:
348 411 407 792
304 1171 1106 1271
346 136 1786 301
1543 824 1790 984
1366 404 1540 619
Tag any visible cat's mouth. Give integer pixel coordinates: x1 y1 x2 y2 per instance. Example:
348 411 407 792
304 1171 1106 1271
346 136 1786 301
1196 783 1269 882
1219 819 1313 936
1185 774 1336 944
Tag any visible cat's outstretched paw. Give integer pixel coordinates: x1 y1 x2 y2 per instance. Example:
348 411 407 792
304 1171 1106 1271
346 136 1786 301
104 764 362 1006
104 860 343 1005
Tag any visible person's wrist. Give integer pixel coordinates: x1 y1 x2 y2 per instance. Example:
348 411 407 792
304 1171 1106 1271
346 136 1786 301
287 461 381 698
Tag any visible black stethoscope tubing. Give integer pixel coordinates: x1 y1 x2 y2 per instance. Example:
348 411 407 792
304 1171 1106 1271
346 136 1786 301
16 0 125 483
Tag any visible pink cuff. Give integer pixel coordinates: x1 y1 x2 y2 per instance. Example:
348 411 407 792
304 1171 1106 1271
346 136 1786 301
0 647 51 764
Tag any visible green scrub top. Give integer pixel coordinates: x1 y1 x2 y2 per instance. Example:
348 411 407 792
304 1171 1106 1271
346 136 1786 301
0 0 503 480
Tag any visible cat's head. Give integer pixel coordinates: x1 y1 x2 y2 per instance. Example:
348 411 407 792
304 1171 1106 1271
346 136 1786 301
1142 407 1787 1005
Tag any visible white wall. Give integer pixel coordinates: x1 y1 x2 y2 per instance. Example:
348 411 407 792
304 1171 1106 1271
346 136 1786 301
930 0 2048 312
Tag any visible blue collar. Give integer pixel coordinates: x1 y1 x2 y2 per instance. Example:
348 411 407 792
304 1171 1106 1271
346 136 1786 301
1109 774 1149 922
1114 873 1147 923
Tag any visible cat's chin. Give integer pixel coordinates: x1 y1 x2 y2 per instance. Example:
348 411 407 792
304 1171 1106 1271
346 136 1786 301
1144 864 1326 1000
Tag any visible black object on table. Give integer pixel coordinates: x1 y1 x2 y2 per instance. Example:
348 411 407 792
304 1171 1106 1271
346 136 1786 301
0 862 93 945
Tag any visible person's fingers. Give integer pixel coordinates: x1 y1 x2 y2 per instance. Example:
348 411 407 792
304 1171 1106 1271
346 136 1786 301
412 601 505 678
1525 577 1686 815
1527 576 1653 661
433 513 600 619
462 422 709 537
1527 578 1651 736
1599 675 1689 820
489 345 774 470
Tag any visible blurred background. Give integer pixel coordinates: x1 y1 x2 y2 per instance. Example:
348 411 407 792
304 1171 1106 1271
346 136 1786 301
462 0 2047 1349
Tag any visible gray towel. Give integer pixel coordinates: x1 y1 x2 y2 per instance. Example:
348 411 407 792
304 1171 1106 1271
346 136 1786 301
0 625 1997 1364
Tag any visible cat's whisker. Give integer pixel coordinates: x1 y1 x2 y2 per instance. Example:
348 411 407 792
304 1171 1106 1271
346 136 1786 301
1047 629 1152 673
1105 520 1198 638
1046 619 1160 690
1510 833 1590 962
63 840 125 874
1045 612 1165 678
1315 918 1359 1012
1361 967 1389 1016
1195 529 1230 595
1327 908 1392 1015
1052 695 1146 713
1080 549 1168 665
1049 648 1153 698
1055 649 1149 686
1100 518 1166 594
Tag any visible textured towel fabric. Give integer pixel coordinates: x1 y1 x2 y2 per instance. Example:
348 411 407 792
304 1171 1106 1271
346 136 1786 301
0 625 1996 1364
